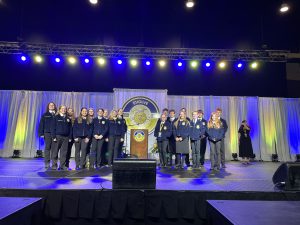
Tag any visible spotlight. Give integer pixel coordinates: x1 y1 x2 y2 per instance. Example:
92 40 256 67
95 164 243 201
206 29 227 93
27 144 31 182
84 58 90 64
97 57 106 66
34 55 43 63
296 154 300 162
117 59 123 65
232 153 238 161
130 59 138 67
250 62 258 69
158 60 166 67
145 61 151 66
186 0 195 8
68 56 77 65
21 55 27 62
12 150 21 158
235 61 245 70
280 3 289 13
89 0 98 5
218 61 226 69
55 57 61 63
203 60 213 69
205 62 211 67
272 154 279 162
177 61 183 67
190 60 198 68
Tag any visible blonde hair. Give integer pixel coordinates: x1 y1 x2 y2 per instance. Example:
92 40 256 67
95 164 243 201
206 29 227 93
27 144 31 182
77 107 92 124
109 110 118 120
207 112 222 129
174 112 189 128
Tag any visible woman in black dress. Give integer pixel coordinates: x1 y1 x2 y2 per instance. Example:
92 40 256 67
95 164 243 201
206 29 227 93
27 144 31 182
238 120 254 164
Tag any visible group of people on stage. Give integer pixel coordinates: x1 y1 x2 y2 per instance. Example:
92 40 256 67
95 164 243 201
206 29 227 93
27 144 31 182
38 102 127 170
38 102 253 171
154 107 254 170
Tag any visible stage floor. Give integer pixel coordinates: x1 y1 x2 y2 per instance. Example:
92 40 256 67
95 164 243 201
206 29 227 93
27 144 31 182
0 158 282 191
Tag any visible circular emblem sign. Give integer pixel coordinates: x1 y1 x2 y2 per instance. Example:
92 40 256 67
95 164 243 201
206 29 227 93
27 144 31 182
122 96 160 134
134 130 145 142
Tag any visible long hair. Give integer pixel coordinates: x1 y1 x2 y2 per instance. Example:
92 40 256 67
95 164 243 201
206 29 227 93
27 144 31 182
207 112 222 129
77 107 92 124
46 102 57 113
174 112 189 128
109 110 118 120
57 105 66 115
67 107 76 124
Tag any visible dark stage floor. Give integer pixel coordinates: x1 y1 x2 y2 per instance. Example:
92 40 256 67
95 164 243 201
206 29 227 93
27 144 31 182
0 158 280 191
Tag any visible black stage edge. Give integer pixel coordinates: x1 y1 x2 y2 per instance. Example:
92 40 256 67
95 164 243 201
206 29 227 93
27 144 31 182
1 189 300 225
0 197 43 225
206 200 300 225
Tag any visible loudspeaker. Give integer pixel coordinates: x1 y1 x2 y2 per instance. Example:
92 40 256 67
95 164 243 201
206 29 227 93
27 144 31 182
112 159 156 189
272 162 300 190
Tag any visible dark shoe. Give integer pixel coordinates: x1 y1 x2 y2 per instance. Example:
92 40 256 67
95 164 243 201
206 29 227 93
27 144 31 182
59 166 68 171
51 165 58 170
75 166 80 170
221 164 226 168
45 163 50 169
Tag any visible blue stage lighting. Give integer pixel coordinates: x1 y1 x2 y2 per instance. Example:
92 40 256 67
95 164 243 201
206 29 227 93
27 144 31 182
117 59 123 65
145 61 151 66
84 58 90 64
205 62 211 67
178 61 183 67
55 57 61 63
235 61 245 70
20 55 27 62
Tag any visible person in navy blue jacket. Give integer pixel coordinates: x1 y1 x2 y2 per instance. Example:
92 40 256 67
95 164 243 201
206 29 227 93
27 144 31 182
38 102 57 169
189 111 207 169
207 112 225 171
173 111 190 169
198 110 208 166
154 114 172 167
107 110 126 166
216 108 228 168
65 107 75 168
167 109 177 166
73 107 92 170
117 108 127 157
89 108 108 169
50 105 72 170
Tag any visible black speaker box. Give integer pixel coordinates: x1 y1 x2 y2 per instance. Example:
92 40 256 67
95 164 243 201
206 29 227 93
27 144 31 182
112 159 157 189
272 162 300 190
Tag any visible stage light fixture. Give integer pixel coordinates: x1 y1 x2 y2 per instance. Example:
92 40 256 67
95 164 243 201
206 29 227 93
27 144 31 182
145 61 151 66
190 60 198 68
186 0 195 8
84 58 90 64
117 59 123 65
235 61 245 70
89 0 98 5
68 56 77 65
280 3 289 13
177 61 183 67
205 62 211 67
21 55 27 62
250 62 258 69
130 59 138 67
272 154 279 162
34 55 43 63
218 61 226 69
55 57 61 63
97 57 106 66
232 153 238 161
158 60 166 67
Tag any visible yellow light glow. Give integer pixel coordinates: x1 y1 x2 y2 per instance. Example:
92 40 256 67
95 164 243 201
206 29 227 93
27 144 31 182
158 60 166 67
68 56 77 65
34 55 43 63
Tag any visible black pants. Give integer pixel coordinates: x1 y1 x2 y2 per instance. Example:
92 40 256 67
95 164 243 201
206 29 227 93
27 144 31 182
191 140 201 167
158 140 168 166
167 138 176 166
65 139 74 167
102 140 109 165
75 137 89 168
43 133 53 165
176 153 187 167
89 138 105 167
200 137 207 165
107 136 121 165
51 135 69 168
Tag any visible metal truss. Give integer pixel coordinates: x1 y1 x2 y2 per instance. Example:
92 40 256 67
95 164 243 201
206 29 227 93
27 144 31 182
0 41 292 62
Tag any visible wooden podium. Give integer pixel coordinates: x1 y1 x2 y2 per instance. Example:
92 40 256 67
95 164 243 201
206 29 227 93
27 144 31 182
130 129 148 159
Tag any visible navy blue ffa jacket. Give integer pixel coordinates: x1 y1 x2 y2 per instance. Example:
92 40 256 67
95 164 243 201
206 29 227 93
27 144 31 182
220 118 228 138
73 117 92 139
51 114 72 138
154 120 172 141
189 118 207 141
119 117 127 134
173 120 190 139
108 118 126 138
168 117 178 139
207 126 225 142
38 111 55 136
92 117 109 137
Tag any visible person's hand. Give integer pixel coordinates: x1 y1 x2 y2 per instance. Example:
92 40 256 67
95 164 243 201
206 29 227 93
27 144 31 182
94 135 99 139
99 135 103 139
120 138 124 142
74 138 79 142
69 139 72 142
41 135 44 138
84 138 89 143
53 138 57 142
179 137 183 141
176 137 180 142
105 138 109 142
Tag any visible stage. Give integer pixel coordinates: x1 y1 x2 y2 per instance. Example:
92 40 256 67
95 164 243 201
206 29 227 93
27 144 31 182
1 158 300 225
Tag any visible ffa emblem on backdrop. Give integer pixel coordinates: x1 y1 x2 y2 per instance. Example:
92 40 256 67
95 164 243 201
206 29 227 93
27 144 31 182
122 96 160 134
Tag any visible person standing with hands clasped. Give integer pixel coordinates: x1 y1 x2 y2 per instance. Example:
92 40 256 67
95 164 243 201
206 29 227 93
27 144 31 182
238 120 254 165
154 114 172 167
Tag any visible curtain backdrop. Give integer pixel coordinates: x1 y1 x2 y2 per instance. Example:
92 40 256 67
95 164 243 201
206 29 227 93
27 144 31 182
0 89 299 161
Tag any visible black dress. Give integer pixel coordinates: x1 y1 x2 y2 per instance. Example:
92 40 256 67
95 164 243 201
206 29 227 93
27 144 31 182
238 125 254 158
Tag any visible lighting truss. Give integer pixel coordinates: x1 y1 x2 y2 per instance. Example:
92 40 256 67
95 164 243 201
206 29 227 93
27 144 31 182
0 41 292 62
